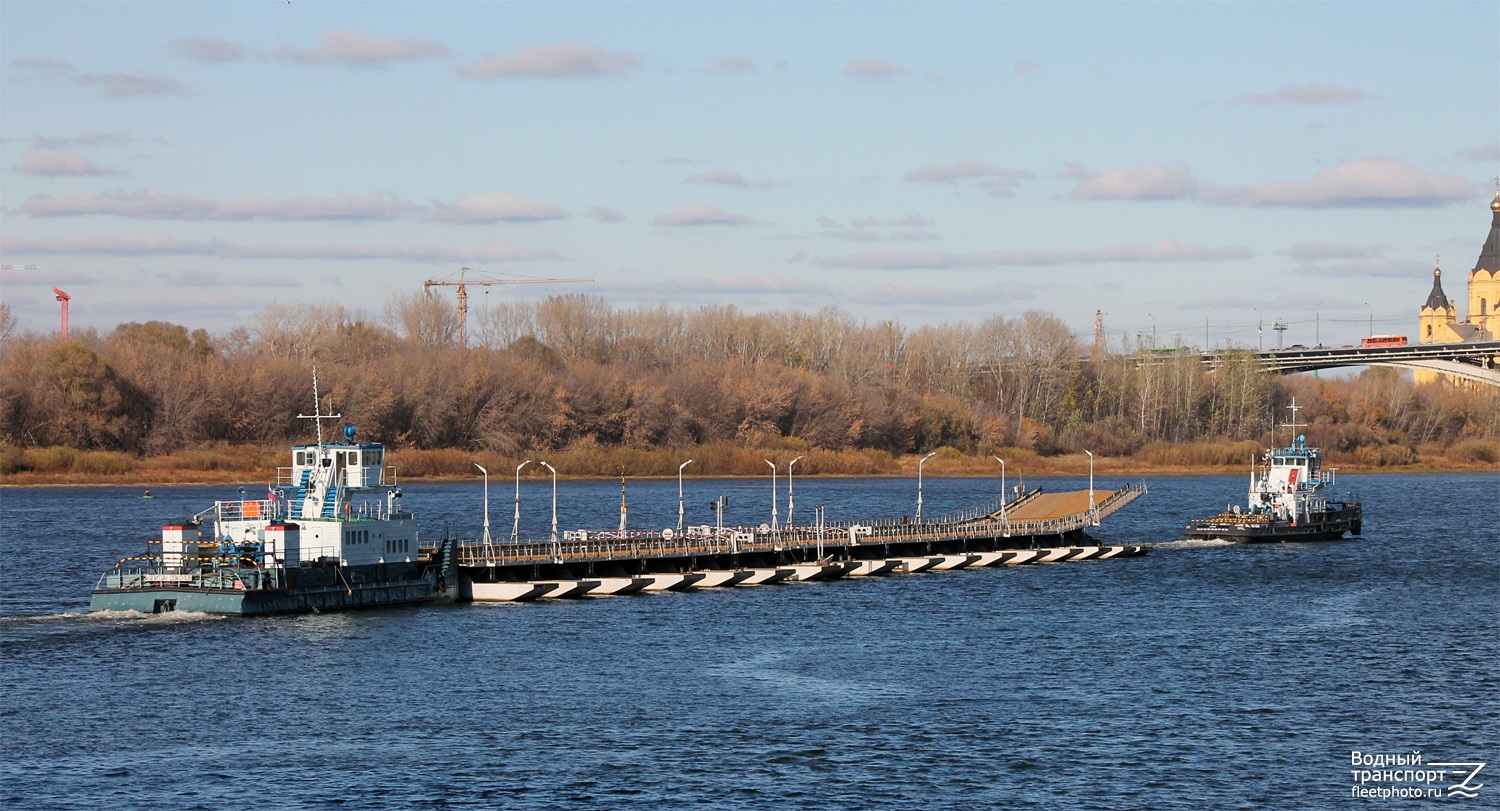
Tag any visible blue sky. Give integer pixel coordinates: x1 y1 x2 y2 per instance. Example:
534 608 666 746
2 1 1497 350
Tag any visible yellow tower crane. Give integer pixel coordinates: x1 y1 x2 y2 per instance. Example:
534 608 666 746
421 266 592 347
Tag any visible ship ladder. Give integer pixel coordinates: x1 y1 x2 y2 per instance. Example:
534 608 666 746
291 469 312 516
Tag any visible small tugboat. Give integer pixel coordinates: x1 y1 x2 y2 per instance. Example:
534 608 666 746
90 375 456 615
1183 400 1362 543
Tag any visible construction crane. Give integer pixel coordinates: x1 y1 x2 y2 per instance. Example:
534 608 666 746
421 266 592 347
52 288 70 340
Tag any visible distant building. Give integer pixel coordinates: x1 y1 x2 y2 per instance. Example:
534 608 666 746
1415 191 1500 384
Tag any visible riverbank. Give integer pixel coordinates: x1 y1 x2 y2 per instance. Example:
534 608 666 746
2 439 1495 487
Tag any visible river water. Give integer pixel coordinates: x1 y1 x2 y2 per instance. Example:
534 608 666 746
1 472 1496 810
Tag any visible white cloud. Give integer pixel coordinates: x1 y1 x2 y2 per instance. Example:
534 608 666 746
819 214 937 242
1013 59 1039 75
0 233 559 263
588 206 626 222
1070 162 1199 200
428 192 567 223
172 37 248 64
843 59 911 80
1066 158 1473 208
654 203 762 227
13 59 186 97
903 160 1031 196
33 132 137 149
1280 242 1383 260
20 190 420 221
1233 82 1373 105
710 57 757 74
1201 158 1473 208
278 30 450 66
813 238 1252 270
1294 259 1419 278
688 167 750 187
18 189 577 223
458 42 640 78
16 148 117 176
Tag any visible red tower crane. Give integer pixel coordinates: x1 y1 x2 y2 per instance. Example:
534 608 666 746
421 267 592 347
52 287 70 340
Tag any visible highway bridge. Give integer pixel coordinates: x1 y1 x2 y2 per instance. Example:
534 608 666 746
1197 340 1500 387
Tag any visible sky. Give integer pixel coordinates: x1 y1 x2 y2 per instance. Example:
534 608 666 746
2 1 1497 351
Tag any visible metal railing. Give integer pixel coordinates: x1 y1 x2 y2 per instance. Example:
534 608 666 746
455 481 1149 568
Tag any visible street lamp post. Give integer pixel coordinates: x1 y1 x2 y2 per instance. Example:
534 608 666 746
1205 307 1215 350
677 459 694 533
1363 301 1373 338
1253 308 1263 351
1147 312 1156 348
917 451 936 524
512 459 531 544
787 455 804 530
764 459 778 535
475 463 492 561
1084 449 1096 523
993 456 1006 527
539 461 558 558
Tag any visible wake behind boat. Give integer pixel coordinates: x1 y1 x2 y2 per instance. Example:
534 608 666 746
1183 400 1362 543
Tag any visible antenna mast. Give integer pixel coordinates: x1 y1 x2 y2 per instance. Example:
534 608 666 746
297 367 342 448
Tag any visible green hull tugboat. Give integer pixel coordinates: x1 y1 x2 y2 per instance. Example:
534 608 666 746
1183 400 1362 543
90 376 456 615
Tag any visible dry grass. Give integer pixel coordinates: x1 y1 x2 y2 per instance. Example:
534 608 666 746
3 439 1496 487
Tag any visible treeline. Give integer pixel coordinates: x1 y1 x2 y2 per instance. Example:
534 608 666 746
1 295 1497 474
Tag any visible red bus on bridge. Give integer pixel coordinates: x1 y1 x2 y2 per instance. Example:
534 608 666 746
1360 335 1408 347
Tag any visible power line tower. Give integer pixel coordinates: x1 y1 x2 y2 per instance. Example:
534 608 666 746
1272 319 1287 351
1093 309 1104 358
421 266 593 347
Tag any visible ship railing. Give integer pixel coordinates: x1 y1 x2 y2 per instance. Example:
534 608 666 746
95 560 287 592
206 498 281 524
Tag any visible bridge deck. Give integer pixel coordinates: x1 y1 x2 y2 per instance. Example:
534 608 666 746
998 489 1108 521
456 482 1149 568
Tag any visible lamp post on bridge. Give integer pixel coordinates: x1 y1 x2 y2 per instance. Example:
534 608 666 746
993 456 1007 527
677 459 693 534
475 463 492 560
512 459 531 544
539 461 558 558
1363 301 1373 338
787 455 804 530
1253 308 1263 351
764 459 778 535
1084 449 1096 523
916 451 936 524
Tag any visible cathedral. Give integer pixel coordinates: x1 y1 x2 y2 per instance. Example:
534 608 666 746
1415 191 1500 383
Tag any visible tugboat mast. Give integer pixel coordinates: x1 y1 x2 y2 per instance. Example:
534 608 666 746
297 367 343 450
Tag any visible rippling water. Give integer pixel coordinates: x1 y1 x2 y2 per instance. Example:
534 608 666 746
2 472 1496 810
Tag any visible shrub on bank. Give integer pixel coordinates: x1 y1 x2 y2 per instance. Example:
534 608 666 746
1446 439 1499 465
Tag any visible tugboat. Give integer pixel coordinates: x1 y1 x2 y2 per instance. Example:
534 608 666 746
90 375 457 615
1183 400 1362 543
